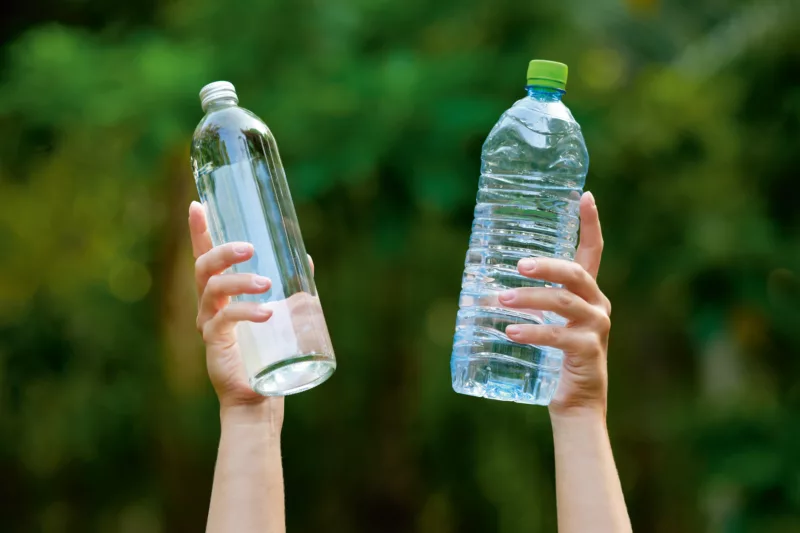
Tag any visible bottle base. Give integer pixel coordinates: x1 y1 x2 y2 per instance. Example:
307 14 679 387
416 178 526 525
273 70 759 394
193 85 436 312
451 355 559 405
250 353 336 396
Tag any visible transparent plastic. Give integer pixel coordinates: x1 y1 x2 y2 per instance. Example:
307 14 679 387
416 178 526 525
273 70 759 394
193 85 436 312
190 86 335 396
451 85 589 405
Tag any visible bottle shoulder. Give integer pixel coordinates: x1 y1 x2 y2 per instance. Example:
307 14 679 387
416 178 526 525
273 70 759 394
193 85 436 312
191 106 279 175
481 96 589 183
506 96 579 128
489 95 585 143
193 106 272 140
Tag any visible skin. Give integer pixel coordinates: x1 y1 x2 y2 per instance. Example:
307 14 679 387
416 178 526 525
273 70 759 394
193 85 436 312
189 201 287 533
189 190 630 533
499 191 631 533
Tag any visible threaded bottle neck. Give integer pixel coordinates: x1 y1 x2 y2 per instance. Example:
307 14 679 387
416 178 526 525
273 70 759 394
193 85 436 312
525 85 564 102
200 81 239 112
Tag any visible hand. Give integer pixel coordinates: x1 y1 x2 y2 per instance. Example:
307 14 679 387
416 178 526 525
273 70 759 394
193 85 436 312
499 192 611 418
188 202 283 426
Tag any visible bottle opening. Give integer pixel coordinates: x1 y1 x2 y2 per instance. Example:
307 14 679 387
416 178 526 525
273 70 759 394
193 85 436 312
199 81 239 112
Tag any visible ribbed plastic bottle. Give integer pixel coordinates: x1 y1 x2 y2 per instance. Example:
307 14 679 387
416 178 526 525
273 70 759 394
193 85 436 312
190 81 336 396
451 60 589 405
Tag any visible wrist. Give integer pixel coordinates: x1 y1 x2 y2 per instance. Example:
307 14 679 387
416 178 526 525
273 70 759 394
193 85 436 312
550 408 610 463
549 404 607 433
220 398 284 438
548 387 607 423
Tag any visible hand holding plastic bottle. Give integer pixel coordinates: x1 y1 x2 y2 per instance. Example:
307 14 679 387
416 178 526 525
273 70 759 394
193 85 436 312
499 191 611 418
499 192 630 532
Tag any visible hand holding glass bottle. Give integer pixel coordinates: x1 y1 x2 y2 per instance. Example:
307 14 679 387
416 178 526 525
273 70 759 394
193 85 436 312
190 82 335 396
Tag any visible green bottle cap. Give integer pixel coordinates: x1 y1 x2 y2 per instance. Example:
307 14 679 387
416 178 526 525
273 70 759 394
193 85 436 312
526 60 568 90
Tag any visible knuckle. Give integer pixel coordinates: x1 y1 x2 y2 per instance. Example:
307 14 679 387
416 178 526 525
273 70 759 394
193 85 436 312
546 326 561 344
218 243 233 259
194 255 206 276
596 312 611 334
555 290 573 309
194 257 208 287
205 275 220 294
223 242 241 260
510 288 530 306
567 263 585 285
201 322 214 343
591 334 607 357
195 315 204 334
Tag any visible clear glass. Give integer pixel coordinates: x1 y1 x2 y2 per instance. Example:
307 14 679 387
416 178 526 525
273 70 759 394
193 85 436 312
451 86 589 405
191 96 336 396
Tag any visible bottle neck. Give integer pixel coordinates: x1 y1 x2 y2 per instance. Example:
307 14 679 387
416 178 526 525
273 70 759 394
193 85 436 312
204 97 238 113
526 85 564 102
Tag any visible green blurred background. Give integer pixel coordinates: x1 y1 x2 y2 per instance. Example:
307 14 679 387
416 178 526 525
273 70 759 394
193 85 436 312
1 0 799 531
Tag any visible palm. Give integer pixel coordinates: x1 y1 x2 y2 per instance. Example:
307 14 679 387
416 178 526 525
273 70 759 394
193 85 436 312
189 203 269 407
188 201 313 409
205 334 264 404
549 329 608 412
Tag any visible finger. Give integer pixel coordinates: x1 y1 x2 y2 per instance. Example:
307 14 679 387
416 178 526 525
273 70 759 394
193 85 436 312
202 302 273 344
517 257 604 306
188 201 214 260
307 254 314 276
499 287 601 324
505 324 598 353
574 191 604 279
195 242 254 297
197 274 271 328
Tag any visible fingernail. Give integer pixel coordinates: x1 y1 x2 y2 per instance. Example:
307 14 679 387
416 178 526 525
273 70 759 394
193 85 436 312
506 325 521 336
257 304 272 317
234 243 252 255
519 258 537 273
585 191 596 207
499 290 515 304
253 276 270 288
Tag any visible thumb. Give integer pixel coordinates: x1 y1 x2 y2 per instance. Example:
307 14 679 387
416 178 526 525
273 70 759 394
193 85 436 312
188 201 214 260
574 191 604 279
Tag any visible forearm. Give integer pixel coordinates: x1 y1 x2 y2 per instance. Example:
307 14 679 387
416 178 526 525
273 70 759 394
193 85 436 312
207 402 286 533
551 409 631 533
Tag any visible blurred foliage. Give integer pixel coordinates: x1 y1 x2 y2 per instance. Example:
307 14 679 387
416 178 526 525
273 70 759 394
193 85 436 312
1 0 799 532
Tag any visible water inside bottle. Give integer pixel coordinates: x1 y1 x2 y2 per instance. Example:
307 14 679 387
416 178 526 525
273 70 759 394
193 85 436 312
196 159 336 395
236 294 334 395
451 86 588 405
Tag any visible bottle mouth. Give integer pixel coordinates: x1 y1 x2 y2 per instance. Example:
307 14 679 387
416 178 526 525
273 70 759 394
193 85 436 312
199 81 239 112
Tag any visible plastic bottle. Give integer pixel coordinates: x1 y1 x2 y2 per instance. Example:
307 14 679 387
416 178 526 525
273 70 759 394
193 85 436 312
451 61 589 405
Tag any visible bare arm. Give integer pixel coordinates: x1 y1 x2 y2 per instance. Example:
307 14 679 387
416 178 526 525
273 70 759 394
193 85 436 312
188 202 287 533
551 410 629 533
501 192 631 532
207 403 286 533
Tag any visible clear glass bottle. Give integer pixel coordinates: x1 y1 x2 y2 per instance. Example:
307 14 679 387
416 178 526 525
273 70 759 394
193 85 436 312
190 81 336 396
